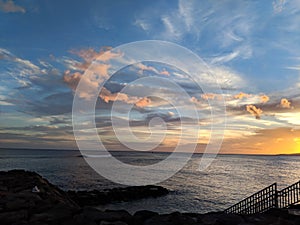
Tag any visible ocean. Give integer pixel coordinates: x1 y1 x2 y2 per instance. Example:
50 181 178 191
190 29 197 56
1 148 300 214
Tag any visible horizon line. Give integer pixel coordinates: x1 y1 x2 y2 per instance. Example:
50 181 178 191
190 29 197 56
0 147 299 157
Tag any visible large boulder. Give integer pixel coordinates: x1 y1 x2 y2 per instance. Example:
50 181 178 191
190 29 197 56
67 185 169 206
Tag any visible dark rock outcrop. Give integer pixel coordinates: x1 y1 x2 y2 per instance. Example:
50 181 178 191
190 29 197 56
67 185 169 206
0 170 79 225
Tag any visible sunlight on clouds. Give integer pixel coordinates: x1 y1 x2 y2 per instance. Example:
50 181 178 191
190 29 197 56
234 92 251 99
246 105 263 119
275 112 300 126
99 87 151 108
221 127 300 154
63 47 122 100
280 98 293 109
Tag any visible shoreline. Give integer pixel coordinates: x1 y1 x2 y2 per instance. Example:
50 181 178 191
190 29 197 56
0 170 299 225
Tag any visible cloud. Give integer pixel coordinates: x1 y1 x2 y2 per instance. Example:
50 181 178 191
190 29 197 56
190 96 200 104
160 69 170 76
136 0 256 55
0 124 76 149
208 66 246 89
135 63 170 76
134 19 151 31
260 95 270 103
210 51 240 64
280 98 292 108
135 97 152 108
234 92 251 99
221 127 300 155
273 0 286 13
99 87 151 108
161 16 182 40
63 47 122 100
201 93 222 100
23 92 74 116
135 62 159 74
70 47 121 65
246 105 263 119
14 58 41 73
0 48 60 90
275 112 300 126
0 0 25 13
0 48 41 76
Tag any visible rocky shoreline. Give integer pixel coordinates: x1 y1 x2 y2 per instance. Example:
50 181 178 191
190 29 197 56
0 170 300 225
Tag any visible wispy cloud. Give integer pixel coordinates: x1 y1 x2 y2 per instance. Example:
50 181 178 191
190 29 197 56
0 0 25 13
134 19 151 31
273 0 286 13
0 48 49 88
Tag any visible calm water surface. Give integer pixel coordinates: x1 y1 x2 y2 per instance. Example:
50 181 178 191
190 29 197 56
1 149 300 214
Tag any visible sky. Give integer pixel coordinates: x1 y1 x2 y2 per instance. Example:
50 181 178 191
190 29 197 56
0 0 300 154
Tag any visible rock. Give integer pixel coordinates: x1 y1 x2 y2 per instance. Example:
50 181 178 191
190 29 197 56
216 213 244 225
133 210 159 224
80 206 107 222
143 214 174 225
78 207 132 224
99 221 128 225
144 212 197 225
0 170 78 209
67 185 169 207
5 198 27 211
201 212 221 225
101 209 132 223
72 213 98 225
0 210 28 225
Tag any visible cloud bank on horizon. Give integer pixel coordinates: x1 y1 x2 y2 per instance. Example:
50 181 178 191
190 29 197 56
0 0 300 154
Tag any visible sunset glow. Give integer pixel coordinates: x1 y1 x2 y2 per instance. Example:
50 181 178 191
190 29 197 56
1 0 300 155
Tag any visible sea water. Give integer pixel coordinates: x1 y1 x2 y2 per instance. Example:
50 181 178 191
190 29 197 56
1 148 300 214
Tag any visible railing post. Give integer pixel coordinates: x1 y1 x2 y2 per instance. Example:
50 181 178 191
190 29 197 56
274 183 279 209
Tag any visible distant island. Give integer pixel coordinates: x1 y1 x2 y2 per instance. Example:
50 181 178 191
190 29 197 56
276 153 300 156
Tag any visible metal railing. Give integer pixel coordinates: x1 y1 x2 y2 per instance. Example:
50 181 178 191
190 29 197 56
224 183 278 214
278 180 300 208
224 180 300 214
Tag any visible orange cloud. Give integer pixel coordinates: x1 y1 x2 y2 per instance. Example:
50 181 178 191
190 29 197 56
135 97 152 108
234 92 251 99
280 98 292 109
136 63 159 74
190 96 200 104
201 93 218 100
63 47 122 99
260 94 270 103
99 87 151 108
246 104 263 119
136 63 171 76
160 69 170 76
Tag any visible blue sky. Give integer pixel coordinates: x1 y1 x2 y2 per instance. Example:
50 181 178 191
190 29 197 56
1 0 300 154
